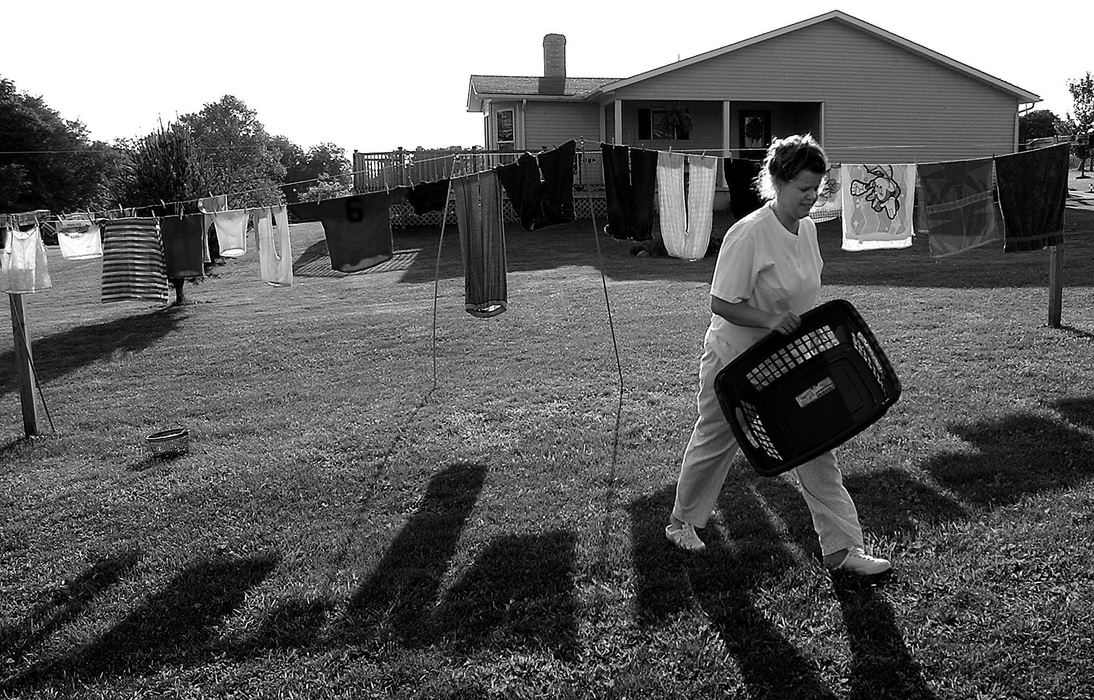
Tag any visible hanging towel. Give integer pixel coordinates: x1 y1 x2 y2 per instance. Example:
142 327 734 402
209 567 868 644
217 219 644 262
100 217 168 304
159 214 206 278
600 144 658 240
840 163 917 251
995 144 1069 252
809 164 843 223
726 158 763 220
452 171 507 317
1 225 52 294
405 179 451 215
212 209 249 257
314 192 393 273
917 157 1002 258
656 153 717 261
56 219 103 260
253 205 294 286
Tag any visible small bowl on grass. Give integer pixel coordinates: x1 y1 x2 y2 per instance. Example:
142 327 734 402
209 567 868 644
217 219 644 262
145 428 189 459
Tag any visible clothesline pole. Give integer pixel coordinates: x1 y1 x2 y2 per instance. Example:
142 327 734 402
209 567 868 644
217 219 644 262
1048 244 1063 328
8 294 40 436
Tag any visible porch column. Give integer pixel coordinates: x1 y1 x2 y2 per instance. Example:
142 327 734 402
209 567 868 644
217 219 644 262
720 100 732 188
614 100 623 144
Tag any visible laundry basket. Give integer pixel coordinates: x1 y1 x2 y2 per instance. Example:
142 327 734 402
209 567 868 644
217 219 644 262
713 299 901 477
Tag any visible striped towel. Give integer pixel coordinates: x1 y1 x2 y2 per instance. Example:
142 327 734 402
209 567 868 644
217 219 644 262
101 218 168 303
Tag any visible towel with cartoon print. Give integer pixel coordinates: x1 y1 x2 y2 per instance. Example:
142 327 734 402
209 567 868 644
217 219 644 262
840 163 918 251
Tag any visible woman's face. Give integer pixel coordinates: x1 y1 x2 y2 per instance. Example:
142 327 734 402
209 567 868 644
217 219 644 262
773 169 824 222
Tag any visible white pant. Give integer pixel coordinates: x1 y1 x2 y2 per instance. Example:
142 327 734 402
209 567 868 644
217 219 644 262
671 329 865 556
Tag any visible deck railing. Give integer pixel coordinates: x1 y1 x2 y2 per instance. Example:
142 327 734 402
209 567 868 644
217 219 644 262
351 146 606 193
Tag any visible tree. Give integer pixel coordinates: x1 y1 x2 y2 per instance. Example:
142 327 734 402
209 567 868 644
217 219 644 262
179 95 285 207
298 172 354 202
1019 109 1060 144
1067 72 1094 134
0 76 123 213
273 137 351 203
122 121 198 207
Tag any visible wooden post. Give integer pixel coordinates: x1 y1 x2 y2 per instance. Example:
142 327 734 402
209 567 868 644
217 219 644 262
8 294 39 436
1048 244 1063 328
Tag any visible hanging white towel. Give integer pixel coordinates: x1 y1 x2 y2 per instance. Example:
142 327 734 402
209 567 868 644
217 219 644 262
213 209 249 257
656 153 718 261
840 163 917 251
253 205 293 286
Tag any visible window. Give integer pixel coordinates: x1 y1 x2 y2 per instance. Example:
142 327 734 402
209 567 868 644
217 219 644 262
496 109 515 151
637 107 690 141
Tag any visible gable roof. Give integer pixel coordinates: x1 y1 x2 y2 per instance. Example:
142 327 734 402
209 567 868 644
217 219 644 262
590 10 1040 103
466 75 620 112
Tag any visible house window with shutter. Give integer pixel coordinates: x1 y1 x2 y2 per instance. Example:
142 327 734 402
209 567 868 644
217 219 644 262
496 109 515 151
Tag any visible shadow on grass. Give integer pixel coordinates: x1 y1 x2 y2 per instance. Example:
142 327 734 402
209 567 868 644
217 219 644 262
433 530 579 661
626 485 692 626
690 487 838 700
0 309 181 399
238 596 335 652
832 584 939 700
925 412 1094 508
3 553 278 692
841 468 968 538
0 549 141 665
337 462 487 646
1055 397 1094 432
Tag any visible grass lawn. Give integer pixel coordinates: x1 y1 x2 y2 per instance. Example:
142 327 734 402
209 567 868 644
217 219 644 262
1 193 1093 699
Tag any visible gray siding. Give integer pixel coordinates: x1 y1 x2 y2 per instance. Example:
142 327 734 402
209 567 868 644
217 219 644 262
604 19 1018 162
523 102 600 151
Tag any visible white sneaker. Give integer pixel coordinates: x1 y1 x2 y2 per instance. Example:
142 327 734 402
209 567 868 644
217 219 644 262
829 547 891 576
665 523 706 551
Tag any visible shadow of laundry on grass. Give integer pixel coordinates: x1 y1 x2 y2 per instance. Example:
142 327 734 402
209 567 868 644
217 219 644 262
689 486 838 700
841 468 968 539
2 553 278 692
626 485 694 627
292 238 421 278
0 549 141 665
234 595 334 653
832 583 939 700
336 462 487 646
1055 396 1094 432
0 308 181 399
925 412 1094 508
432 530 579 661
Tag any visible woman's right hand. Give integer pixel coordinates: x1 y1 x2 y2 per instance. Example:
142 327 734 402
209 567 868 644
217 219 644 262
767 311 801 335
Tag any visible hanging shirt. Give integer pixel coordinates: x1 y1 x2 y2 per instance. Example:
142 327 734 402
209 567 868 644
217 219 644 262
917 157 1002 258
709 204 823 355
404 179 451 215
56 219 103 260
1 225 53 294
657 153 718 262
314 193 393 273
100 218 168 303
995 144 1069 252
158 214 206 278
726 158 764 220
253 205 294 286
840 163 917 251
453 171 507 317
212 210 249 257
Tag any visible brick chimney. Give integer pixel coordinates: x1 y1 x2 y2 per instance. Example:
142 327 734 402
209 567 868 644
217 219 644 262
543 34 566 79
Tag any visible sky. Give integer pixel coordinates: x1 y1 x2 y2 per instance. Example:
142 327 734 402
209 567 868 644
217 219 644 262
1 0 1090 156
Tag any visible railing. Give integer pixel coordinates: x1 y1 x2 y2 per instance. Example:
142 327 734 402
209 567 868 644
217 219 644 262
352 146 606 193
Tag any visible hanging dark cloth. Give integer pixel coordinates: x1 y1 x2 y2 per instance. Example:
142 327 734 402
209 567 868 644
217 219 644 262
452 172 507 317
600 144 657 240
495 140 576 232
404 179 451 214
995 144 1069 252
917 157 1002 258
289 193 393 273
726 158 764 220
159 214 206 278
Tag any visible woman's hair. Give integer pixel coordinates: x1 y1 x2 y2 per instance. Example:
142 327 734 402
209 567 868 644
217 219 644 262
754 134 828 201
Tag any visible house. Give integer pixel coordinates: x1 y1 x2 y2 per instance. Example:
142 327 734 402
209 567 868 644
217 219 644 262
466 10 1040 166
